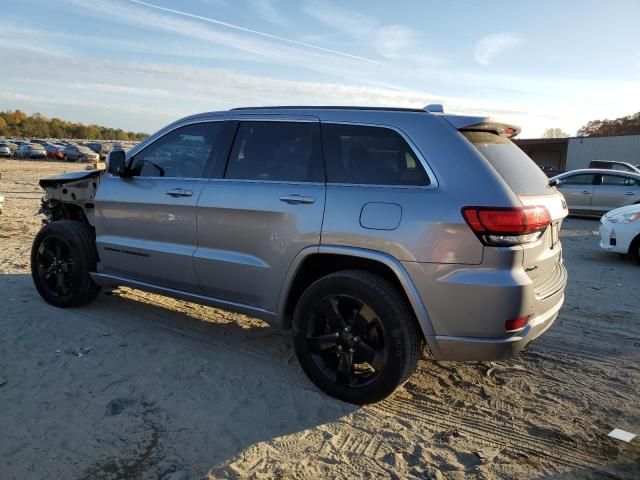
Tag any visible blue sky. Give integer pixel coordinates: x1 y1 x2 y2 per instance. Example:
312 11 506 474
1 0 639 137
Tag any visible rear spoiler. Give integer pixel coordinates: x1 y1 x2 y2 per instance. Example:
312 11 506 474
442 115 521 139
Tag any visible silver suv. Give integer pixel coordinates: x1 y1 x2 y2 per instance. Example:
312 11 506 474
31 106 568 403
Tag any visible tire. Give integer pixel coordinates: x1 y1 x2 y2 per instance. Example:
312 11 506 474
31 220 101 307
630 234 640 264
293 270 421 404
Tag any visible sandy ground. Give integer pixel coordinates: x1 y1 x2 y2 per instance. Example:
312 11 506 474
0 159 639 480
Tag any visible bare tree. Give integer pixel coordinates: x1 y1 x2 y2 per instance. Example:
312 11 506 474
543 128 569 138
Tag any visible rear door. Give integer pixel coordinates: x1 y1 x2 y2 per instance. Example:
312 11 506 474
591 173 640 215
194 117 326 312
555 173 597 215
94 120 231 291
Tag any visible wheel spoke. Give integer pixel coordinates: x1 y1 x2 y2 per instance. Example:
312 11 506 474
319 297 348 330
54 241 63 259
40 246 55 261
307 333 340 353
351 304 379 336
335 350 355 386
60 261 73 273
43 264 56 279
55 271 66 295
355 340 386 372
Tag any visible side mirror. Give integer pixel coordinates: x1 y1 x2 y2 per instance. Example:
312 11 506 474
107 150 127 176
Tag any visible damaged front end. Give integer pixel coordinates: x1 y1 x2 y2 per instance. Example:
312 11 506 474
39 169 104 225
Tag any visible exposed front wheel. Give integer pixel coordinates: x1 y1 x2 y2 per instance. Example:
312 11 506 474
293 270 421 404
31 220 101 307
630 234 640 264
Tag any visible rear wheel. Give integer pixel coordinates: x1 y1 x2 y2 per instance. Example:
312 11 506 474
31 220 101 307
293 270 421 404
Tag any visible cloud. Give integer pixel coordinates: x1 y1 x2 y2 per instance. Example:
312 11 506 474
125 0 380 64
0 45 563 136
302 0 443 67
302 0 378 39
249 0 288 27
474 33 522 65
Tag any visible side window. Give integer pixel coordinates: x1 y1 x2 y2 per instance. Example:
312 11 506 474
225 122 322 182
601 175 638 186
130 122 223 178
561 174 595 185
322 123 429 186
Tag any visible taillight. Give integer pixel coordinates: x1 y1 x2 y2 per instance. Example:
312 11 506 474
462 206 551 246
505 315 529 332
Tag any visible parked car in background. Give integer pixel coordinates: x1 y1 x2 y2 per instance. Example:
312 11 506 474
0 144 12 157
0 142 17 156
588 160 640 174
46 144 65 160
16 143 47 159
551 169 640 217
31 105 568 404
599 204 640 262
62 144 100 162
84 142 110 161
31 139 48 147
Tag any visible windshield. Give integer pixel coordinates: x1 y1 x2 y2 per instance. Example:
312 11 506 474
462 130 551 196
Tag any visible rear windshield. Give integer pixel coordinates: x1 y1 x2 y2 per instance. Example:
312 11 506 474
462 131 551 196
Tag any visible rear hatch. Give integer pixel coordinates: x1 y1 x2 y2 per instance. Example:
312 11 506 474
461 127 568 300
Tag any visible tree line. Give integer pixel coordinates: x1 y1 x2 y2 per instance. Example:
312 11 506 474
0 110 148 141
577 112 640 137
544 112 640 138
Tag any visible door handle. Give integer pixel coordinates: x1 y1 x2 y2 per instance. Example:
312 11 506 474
624 192 636 196
165 188 193 197
581 190 592 194
279 194 315 205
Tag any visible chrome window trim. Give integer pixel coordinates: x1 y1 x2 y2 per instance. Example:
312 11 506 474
320 120 439 189
206 178 325 186
106 175 209 181
125 117 228 180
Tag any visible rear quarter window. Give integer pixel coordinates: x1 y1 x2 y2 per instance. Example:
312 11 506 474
462 131 551 196
322 123 429 186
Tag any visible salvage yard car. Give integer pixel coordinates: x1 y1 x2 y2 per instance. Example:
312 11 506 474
0 143 11 157
599 204 640 262
16 143 47 159
30 106 568 404
61 144 100 163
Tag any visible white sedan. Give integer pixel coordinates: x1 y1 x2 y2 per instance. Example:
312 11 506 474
599 204 640 261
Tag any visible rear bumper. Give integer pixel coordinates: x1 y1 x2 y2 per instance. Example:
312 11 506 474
426 294 563 360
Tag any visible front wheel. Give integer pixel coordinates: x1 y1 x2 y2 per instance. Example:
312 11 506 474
293 270 421 404
630 234 640 264
31 220 101 307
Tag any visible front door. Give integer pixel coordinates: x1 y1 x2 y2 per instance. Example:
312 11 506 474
94 120 231 292
194 118 326 312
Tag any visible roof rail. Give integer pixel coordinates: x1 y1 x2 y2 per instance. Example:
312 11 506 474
230 105 427 113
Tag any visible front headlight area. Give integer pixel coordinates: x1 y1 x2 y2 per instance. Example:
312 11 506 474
609 212 640 223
